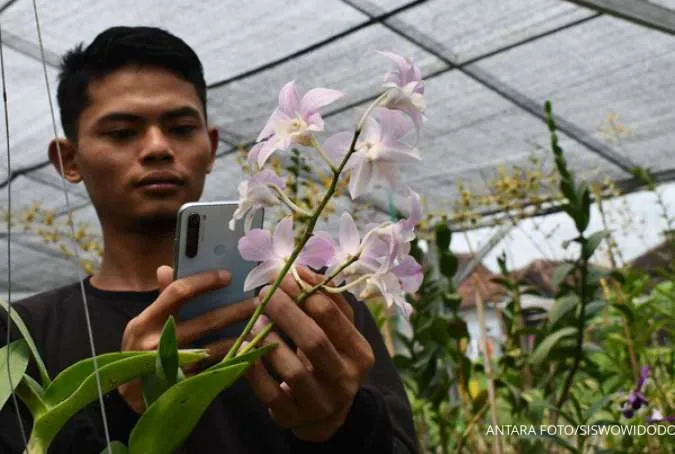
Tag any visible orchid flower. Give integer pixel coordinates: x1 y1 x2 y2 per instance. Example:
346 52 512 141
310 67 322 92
253 81 343 169
229 169 286 231
314 205 422 317
324 108 420 199
620 366 650 418
238 216 331 291
378 51 425 139
360 270 415 318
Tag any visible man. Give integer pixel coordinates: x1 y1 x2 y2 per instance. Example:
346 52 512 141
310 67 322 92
0 26 418 453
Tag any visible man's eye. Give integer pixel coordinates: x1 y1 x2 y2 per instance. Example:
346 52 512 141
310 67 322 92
105 129 136 140
170 125 197 136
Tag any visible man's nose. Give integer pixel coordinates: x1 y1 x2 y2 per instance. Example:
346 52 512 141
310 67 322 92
140 126 174 163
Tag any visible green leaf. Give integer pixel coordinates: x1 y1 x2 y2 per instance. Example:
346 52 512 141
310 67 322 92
158 317 179 385
491 276 515 291
392 354 412 370
441 292 462 313
430 318 450 344
584 300 606 320
552 263 575 289
434 223 452 251
569 393 583 424
0 339 30 410
129 362 249 453
439 251 458 279
447 318 469 340
582 342 603 354
545 434 577 453
529 327 578 366
33 350 208 448
16 374 47 417
548 295 579 326
0 299 51 386
143 317 181 407
43 351 149 406
575 182 591 232
612 303 634 323
584 394 614 423
101 441 128 454
583 231 609 260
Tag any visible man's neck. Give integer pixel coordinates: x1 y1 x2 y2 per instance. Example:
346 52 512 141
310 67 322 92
90 223 175 292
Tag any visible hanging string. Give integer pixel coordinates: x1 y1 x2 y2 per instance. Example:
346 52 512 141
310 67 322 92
30 0 113 451
0 22 30 451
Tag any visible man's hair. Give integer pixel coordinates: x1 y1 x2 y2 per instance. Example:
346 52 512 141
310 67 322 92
57 26 207 141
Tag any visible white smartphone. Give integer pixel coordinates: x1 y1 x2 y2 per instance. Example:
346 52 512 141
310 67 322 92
174 201 264 344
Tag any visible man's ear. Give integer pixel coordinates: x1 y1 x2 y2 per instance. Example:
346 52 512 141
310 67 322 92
48 139 81 183
206 127 219 174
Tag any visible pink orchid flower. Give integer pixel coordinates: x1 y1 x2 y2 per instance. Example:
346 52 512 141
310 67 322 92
321 209 422 318
324 212 389 281
360 270 415 318
253 81 343 169
229 169 286 231
238 216 334 291
378 51 425 139
323 108 420 199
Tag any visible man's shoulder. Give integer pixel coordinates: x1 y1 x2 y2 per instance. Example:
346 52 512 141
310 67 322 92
11 281 84 318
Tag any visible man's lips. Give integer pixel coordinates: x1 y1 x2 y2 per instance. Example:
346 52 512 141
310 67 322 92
136 171 184 188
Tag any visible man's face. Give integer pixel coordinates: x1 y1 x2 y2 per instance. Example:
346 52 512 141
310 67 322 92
73 66 217 230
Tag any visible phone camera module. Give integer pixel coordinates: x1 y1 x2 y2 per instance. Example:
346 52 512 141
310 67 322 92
186 213 200 258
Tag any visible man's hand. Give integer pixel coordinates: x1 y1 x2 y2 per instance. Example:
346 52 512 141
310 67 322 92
118 265 256 414
245 267 375 443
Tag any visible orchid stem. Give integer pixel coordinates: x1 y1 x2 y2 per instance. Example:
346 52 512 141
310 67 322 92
311 136 338 174
297 254 360 304
357 91 387 131
224 128 363 362
321 274 370 295
271 186 313 217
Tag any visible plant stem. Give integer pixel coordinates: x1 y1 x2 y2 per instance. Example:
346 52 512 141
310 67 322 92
297 254 360 303
475 291 502 454
439 413 450 454
555 256 588 420
224 128 362 362
456 402 489 454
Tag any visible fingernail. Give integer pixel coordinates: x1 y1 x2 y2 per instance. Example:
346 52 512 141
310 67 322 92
219 270 230 281
251 315 269 334
238 340 251 354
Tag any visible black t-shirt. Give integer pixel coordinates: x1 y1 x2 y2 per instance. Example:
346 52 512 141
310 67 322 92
0 277 418 453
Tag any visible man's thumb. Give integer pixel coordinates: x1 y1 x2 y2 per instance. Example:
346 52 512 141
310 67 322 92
157 265 174 292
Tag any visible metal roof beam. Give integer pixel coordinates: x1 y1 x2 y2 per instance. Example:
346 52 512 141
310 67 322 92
563 0 675 36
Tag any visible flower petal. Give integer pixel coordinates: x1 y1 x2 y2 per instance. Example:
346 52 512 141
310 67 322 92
256 137 280 168
406 188 422 226
348 161 373 199
322 131 353 166
244 260 281 292
238 228 273 261
247 142 264 169
273 216 295 259
339 212 361 256
299 233 336 269
257 108 281 142
374 108 412 141
278 81 301 116
300 88 344 115
377 51 411 83
394 256 423 293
